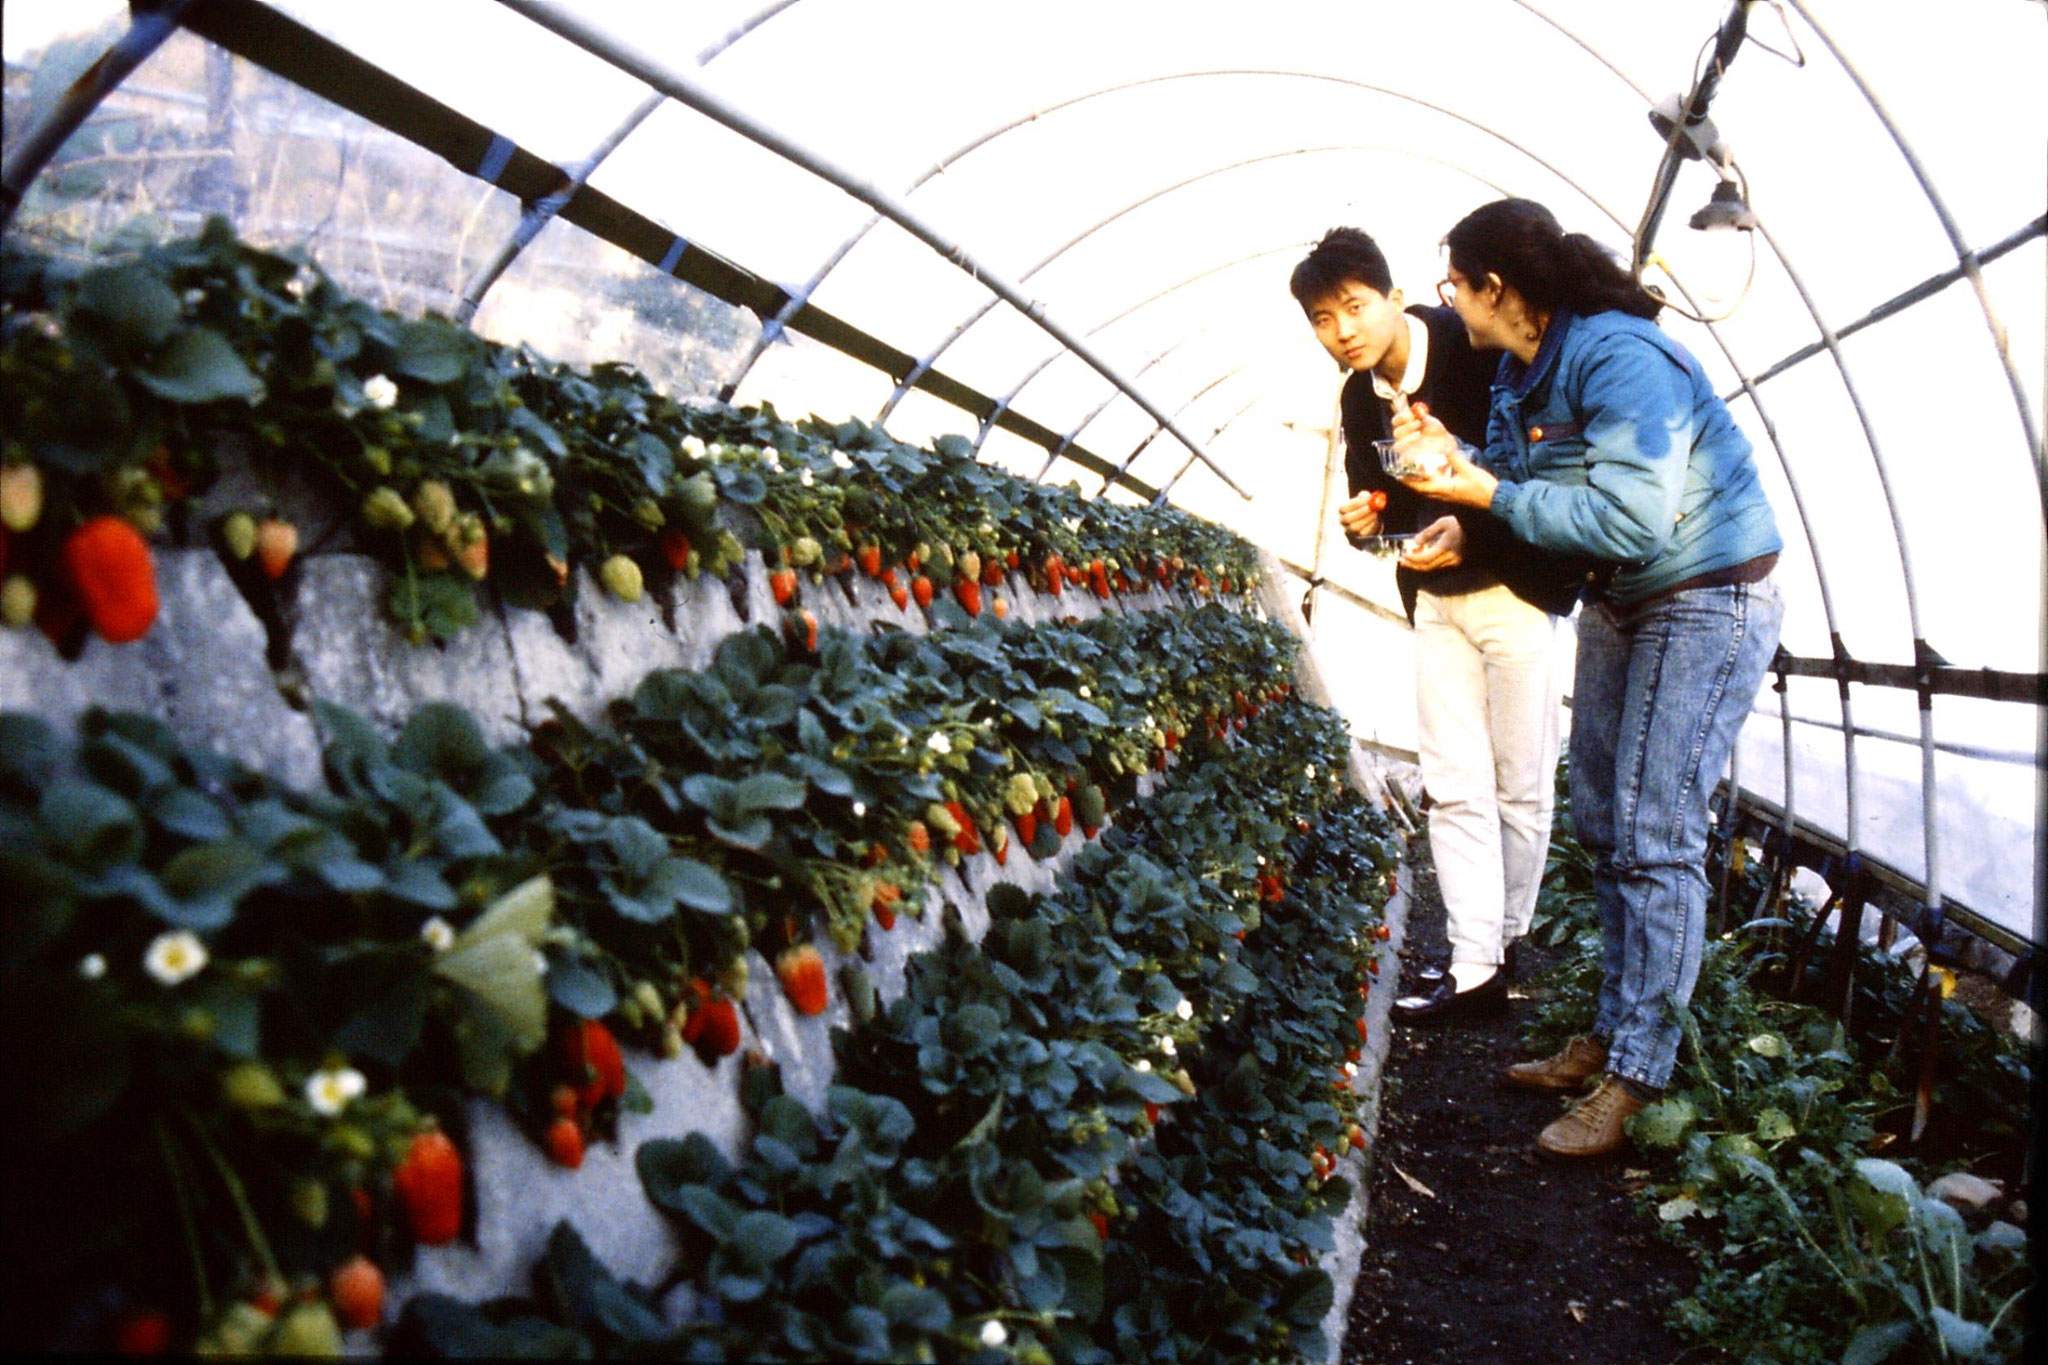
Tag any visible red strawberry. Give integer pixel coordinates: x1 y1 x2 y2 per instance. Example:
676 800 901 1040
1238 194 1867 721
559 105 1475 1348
769 568 797 605
545 1115 585 1169
329 1255 385 1330
1005 550 1021 569
1054 796 1074 838
991 596 1008 620
889 584 909 611
775 944 829 1016
254 516 298 581
980 557 1004 587
856 543 882 577
694 995 741 1059
113 1308 171 1355
550 1085 580 1118
559 1019 625 1111
789 608 819 653
911 574 934 608
879 566 899 590
906 821 931 856
1356 1016 1370 1043
1375 924 1391 941
658 527 693 570
871 882 901 931
944 801 979 855
1014 810 1037 847
952 578 982 616
864 842 889 868
63 515 158 643
1143 1101 1161 1126
393 1126 464 1245
1347 1122 1367 1151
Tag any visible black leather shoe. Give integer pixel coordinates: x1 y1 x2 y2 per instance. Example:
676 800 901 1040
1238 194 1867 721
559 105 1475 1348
1504 938 1522 984
1390 968 1509 1024
1406 959 1448 989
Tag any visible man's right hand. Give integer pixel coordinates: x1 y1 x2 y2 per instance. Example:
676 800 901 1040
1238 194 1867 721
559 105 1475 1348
1338 488 1386 539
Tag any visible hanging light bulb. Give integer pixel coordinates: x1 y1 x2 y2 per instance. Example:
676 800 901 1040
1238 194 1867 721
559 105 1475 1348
1689 177 1759 232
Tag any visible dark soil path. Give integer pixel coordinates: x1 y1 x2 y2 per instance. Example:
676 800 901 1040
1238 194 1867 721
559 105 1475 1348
1341 857 1706 1365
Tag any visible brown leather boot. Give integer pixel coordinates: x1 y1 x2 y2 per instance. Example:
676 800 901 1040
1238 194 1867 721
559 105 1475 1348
1536 1075 1645 1159
1503 1034 1607 1092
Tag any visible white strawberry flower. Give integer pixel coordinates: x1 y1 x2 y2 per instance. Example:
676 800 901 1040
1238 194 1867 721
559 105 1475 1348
79 953 107 980
852 800 868 818
926 732 952 755
420 916 456 952
145 930 208 986
1305 764 1317 780
980 1320 1008 1348
305 1064 367 1116
363 374 400 409
799 467 814 487
831 448 854 470
1175 998 1194 1021
1159 1036 1177 1057
1077 685 1091 699
1133 1058 1152 1073
680 435 707 459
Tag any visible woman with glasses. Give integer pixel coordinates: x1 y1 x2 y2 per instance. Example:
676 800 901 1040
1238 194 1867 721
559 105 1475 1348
1390 197 1784 1159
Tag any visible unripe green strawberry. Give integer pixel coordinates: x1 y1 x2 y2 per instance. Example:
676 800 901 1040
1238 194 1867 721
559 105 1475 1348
631 497 664 529
1074 783 1107 828
1 574 36 629
220 1060 285 1109
678 471 718 515
925 801 961 839
361 485 414 532
716 955 749 999
1004 772 1041 817
633 980 665 1019
789 535 823 568
450 514 488 580
0 462 43 532
269 1300 343 1356
412 480 457 536
289 1175 330 1228
221 510 258 561
957 549 982 583
600 554 643 602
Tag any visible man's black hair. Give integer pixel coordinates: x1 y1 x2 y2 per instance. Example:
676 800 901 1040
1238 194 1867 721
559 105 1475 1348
1289 227 1394 309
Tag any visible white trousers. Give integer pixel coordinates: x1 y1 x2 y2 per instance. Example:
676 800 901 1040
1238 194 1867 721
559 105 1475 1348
1413 584 1562 969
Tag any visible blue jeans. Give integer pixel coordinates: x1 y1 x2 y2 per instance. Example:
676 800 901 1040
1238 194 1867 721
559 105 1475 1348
1568 578 1783 1090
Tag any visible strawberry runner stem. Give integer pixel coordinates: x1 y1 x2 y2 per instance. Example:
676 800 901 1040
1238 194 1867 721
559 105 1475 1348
180 1106 283 1291
155 1116 217 1324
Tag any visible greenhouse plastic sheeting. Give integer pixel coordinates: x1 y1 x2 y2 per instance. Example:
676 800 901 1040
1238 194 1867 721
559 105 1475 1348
3 0 2042 943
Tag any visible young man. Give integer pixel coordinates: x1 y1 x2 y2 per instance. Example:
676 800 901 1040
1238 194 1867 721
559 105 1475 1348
1289 227 1581 1023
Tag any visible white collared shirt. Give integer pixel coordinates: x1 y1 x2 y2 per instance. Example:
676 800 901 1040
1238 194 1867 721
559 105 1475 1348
1370 312 1430 406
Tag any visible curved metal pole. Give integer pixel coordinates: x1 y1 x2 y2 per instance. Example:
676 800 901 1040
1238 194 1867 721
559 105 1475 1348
994 242 1317 464
1784 0 2044 499
981 159 1515 462
455 0 803 323
723 68 1536 406
1095 362 1251 498
1026 333 1195 481
875 142 1428 426
0 0 194 234
492 0 1250 498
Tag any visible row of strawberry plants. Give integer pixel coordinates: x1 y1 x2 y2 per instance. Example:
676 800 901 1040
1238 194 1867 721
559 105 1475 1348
0 603 1301 1355
393 693 1397 1362
1523 816 2031 1363
1 219 1258 650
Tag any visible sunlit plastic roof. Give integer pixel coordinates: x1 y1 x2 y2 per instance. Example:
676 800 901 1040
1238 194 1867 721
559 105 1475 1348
3 0 2043 948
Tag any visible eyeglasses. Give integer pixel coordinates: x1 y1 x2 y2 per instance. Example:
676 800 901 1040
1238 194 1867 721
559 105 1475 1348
1435 274 1464 307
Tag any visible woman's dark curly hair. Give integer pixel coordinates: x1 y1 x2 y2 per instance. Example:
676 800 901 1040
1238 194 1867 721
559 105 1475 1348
1444 198 1662 321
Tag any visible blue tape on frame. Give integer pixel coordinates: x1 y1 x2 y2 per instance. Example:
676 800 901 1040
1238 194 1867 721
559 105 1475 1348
475 135 515 184
658 236 689 273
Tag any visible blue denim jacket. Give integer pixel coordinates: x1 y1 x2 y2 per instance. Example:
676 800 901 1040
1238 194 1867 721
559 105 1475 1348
1479 310 1781 605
